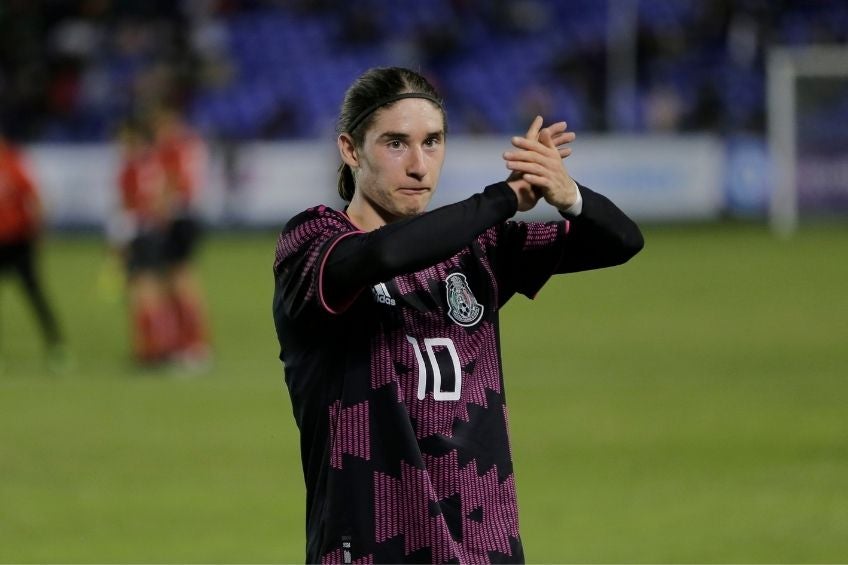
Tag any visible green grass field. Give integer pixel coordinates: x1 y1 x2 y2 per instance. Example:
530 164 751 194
1 224 846 563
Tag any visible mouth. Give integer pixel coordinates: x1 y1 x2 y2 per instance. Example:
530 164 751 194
397 187 431 195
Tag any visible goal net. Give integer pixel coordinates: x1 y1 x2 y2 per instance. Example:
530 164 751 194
767 45 848 236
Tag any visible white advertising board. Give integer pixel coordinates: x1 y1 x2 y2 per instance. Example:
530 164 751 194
26 135 724 229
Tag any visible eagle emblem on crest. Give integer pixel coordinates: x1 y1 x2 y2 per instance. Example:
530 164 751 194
445 272 484 327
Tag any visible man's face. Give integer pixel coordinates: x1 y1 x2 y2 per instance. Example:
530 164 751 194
348 98 446 223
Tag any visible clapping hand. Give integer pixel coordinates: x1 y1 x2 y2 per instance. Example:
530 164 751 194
504 115 579 212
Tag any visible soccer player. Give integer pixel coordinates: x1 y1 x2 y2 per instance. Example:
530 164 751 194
0 132 65 369
152 106 211 367
112 119 177 365
272 67 643 564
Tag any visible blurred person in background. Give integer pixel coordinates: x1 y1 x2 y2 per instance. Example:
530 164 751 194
111 119 177 367
152 105 212 369
272 67 643 563
0 131 66 371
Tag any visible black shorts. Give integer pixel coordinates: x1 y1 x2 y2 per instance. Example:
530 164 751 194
0 239 34 273
164 216 202 265
126 231 167 275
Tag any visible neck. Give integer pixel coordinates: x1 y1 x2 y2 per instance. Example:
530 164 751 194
345 192 395 231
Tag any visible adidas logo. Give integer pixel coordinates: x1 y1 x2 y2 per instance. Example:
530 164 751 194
371 282 396 306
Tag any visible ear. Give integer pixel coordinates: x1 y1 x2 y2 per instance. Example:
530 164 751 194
337 133 359 168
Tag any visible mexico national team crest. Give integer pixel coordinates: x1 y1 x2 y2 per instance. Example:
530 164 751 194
445 273 484 327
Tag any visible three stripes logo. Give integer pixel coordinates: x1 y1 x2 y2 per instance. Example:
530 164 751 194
371 282 396 306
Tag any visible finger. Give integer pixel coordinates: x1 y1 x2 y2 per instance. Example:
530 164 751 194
503 148 552 164
510 135 554 154
505 160 547 177
541 121 568 138
550 131 576 146
510 138 560 163
524 115 543 140
557 146 573 159
521 173 551 189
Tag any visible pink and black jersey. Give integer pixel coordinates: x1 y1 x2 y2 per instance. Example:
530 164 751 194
273 182 643 564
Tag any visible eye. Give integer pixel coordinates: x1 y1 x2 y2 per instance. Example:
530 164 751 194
424 137 441 148
388 140 403 149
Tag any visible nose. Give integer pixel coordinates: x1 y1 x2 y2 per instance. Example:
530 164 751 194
406 146 427 181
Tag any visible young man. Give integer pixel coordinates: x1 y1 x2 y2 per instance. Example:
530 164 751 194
112 119 177 365
0 132 65 370
152 107 212 367
273 67 643 564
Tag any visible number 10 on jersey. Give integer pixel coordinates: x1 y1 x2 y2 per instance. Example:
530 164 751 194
405 336 462 401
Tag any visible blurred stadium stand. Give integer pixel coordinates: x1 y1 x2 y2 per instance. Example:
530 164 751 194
2 0 848 142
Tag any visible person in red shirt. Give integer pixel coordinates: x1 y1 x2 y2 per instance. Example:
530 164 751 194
151 106 212 368
0 132 65 369
111 120 178 366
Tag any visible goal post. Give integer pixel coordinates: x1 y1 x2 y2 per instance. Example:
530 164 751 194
767 45 848 236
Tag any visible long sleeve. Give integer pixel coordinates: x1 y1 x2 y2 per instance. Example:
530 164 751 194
322 182 518 309
486 182 643 304
554 184 644 273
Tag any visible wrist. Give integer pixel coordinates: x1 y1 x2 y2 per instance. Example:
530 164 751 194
557 180 583 216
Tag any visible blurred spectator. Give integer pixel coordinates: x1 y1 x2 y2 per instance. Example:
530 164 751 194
336 4 381 46
414 22 464 70
1 0 848 139
0 131 66 371
260 99 303 138
515 82 555 131
643 85 684 131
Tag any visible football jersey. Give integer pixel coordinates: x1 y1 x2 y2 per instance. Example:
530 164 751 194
119 151 167 224
156 129 207 207
273 201 569 564
0 146 39 243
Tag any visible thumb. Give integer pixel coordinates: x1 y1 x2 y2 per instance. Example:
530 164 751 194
525 115 543 140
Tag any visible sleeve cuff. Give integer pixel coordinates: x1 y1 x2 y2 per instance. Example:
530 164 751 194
559 181 583 217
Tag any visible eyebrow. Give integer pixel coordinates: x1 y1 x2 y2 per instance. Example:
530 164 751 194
377 130 444 142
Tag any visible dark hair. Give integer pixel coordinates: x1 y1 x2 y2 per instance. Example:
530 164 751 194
336 67 445 201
